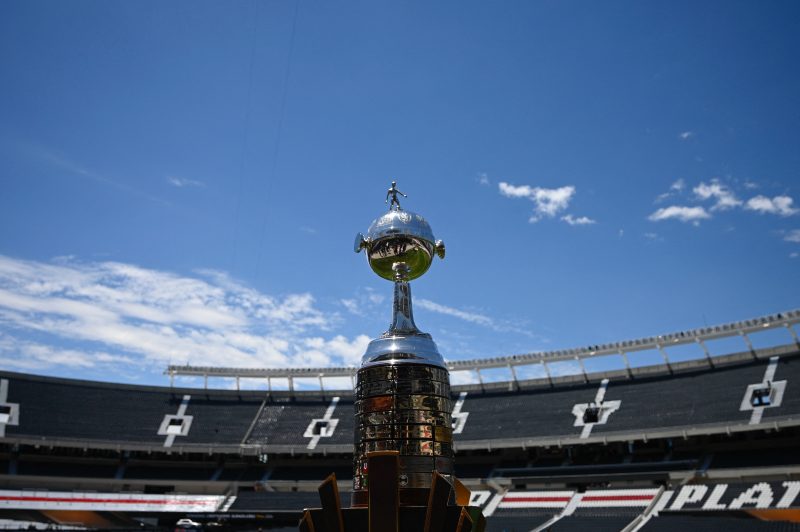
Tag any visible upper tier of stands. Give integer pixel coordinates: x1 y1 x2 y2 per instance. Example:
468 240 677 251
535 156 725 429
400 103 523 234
1 349 798 454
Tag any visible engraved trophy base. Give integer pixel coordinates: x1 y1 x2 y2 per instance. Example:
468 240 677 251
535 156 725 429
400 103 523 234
353 363 454 497
300 451 486 532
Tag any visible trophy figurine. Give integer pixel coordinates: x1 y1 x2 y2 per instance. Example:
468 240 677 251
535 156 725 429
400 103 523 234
299 183 485 532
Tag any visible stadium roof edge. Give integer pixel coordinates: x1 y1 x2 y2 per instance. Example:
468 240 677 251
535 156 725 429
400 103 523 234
164 309 800 385
3 345 797 398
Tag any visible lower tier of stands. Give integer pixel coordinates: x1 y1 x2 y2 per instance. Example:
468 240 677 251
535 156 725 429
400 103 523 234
642 513 800 531
3 486 800 531
547 508 641 531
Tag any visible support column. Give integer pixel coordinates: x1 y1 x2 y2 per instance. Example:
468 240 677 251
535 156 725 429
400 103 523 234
657 344 673 374
786 324 800 349
697 338 714 368
542 361 553 387
576 356 588 383
619 350 632 378
740 331 757 358
508 364 519 391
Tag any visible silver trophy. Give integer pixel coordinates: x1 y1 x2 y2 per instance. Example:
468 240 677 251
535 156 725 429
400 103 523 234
299 183 484 531
352 182 453 507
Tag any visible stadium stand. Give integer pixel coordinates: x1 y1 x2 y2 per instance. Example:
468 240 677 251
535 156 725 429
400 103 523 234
1 312 800 530
216 464 267 482
227 490 325 512
268 465 352 481
3 353 800 454
177 394 263 446
546 508 641 531
1 375 262 449
641 514 800 531
5 376 180 444
484 509 556 532
455 355 800 447
16 457 117 478
710 448 800 470
246 397 355 447
123 462 217 481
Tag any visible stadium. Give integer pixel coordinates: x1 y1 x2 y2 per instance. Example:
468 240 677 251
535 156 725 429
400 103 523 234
1 309 799 531
3 0 800 530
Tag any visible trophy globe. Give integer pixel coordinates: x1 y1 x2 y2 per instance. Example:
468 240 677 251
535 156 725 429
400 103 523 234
354 181 446 368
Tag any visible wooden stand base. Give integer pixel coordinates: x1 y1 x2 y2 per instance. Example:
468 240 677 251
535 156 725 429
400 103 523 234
300 452 485 532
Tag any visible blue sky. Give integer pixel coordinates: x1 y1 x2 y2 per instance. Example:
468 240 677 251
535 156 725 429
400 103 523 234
1 1 799 387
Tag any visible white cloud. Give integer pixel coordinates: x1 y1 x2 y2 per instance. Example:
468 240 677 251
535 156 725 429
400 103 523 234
340 299 360 315
791 252 799 259
167 175 205 188
693 179 742 211
498 182 535 198
653 179 797 224
297 335 371 367
0 333 138 372
416 299 495 328
648 205 711 224
478 173 490 186
678 131 694 140
449 370 479 385
340 288 384 317
785 230 800 243
0 255 368 374
367 291 385 305
498 182 578 223
745 195 799 216
655 179 686 203
561 214 596 226
416 298 534 338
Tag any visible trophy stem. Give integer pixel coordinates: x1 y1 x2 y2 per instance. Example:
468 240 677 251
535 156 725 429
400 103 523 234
389 279 419 334
387 263 419 335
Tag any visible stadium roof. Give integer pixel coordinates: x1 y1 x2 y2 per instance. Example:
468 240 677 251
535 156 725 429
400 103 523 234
165 309 800 388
